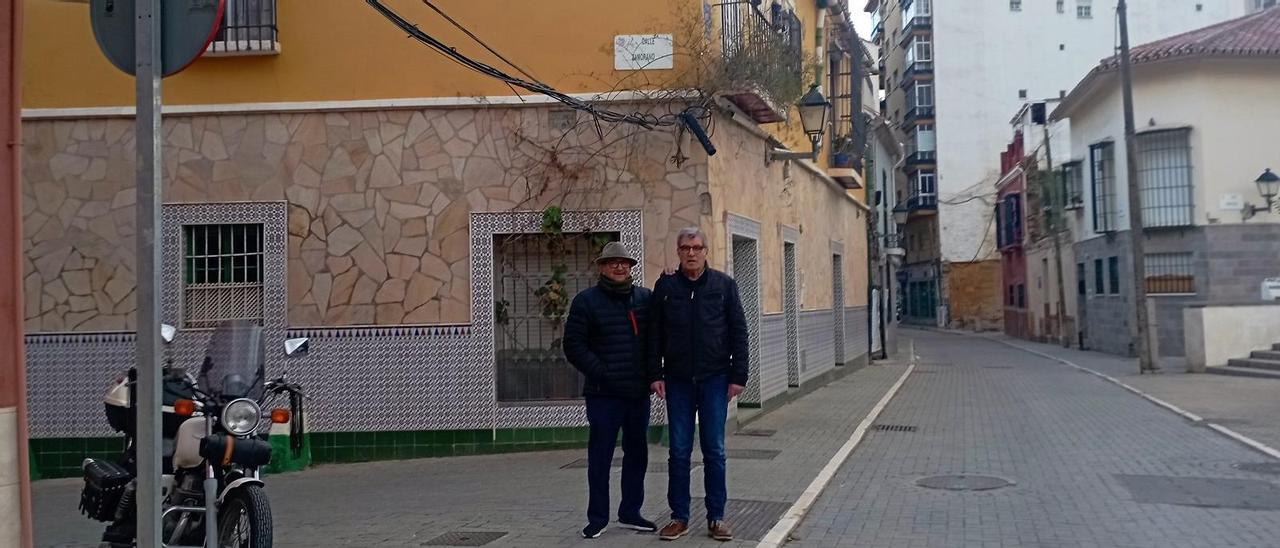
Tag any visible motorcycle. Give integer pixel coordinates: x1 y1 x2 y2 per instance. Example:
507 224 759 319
78 319 310 548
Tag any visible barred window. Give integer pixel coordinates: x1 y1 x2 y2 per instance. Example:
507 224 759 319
1091 142 1117 233
1146 253 1195 294
210 0 279 55
493 232 619 402
183 224 265 328
1061 161 1084 208
1137 129 1193 227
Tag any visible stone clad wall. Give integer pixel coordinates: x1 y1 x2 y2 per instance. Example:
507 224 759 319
22 106 703 332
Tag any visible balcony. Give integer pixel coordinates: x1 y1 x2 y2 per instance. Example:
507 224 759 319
900 106 935 129
904 150 936 171
899 16 933 47
871 21 884 43
206 0 280 56
899 60 933 89
907 192 938 214
718 1 805 124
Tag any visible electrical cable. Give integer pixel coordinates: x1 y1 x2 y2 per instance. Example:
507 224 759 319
365 0 711 131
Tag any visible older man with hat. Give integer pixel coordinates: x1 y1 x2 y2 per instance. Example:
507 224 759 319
563 241 658 539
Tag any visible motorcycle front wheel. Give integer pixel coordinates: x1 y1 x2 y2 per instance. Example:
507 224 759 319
217 484 272 548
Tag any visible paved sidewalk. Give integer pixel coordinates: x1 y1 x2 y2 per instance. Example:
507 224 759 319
34 362 909 547
980 331 1280 455
792 330 1280 548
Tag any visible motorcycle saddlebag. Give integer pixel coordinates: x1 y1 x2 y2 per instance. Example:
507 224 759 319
79 458 131 522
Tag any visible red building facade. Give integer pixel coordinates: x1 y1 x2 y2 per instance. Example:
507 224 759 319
996 132 1028 339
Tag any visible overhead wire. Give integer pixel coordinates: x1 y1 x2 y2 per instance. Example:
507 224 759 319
364 0 711 131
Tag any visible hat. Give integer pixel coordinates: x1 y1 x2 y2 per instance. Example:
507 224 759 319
595 241 637 266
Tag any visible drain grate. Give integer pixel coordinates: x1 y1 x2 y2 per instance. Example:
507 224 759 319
422 531 506 546
873 424 918 432
917 474 1013 491
685 498 791 541
726 448 782 460
737 428 777 437
1236 462 1280 475
1115 474 1280 510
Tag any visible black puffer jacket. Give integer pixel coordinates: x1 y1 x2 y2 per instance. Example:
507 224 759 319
647 268 749 386
563 282 653 399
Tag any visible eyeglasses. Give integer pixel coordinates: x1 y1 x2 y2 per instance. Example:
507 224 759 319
678 245 707 254
602 259 633 268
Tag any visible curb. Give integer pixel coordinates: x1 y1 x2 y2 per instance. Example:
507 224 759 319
988 336 1280 462
756 340 918 548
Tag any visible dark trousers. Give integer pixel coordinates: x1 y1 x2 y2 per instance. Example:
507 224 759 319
585 395 652 527
666 374 729 523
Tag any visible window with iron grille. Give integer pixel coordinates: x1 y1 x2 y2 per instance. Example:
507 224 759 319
1077 0 1093 18
493 232 619 403
1061 161 1084 209
1108 256 1120 295
1090 142 1117 232
1146 252 1195 294
183 224 265 328
1137 129 1193 227
209 0 279 55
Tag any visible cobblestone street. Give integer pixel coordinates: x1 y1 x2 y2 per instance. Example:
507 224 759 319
32 330 1280 547
792 330 1280 547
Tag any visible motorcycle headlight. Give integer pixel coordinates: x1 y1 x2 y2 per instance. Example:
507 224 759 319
221 399 261 436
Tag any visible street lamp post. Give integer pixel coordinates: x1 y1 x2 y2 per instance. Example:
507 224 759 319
768 85 832 163
1244 168 1279 221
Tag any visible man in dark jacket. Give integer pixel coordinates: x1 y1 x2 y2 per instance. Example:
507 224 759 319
563 241 658 539
648 227 749 542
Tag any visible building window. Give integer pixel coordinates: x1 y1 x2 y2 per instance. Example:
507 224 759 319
210 0 280 55
917 171 937 195
1108 256 1120 295
1017 284 1026 308
914 83 934 108
1077 0 1093 18
907 36 933 65
494 232 619 402
1090 142 1117 233
1146 253 1195 294
998 194 1023 248
1137 128 1194 227
182 224 265 328
1008 285 1015 306
1062 161 1084 208
1018 89 1028 99
1093 259 1104 295
1058 0 1066 12
1011 0 1023 11
1076 263 1086 295
1253 0 1278 12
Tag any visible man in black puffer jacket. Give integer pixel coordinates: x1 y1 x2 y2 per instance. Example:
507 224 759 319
563 241 657 539
647 227 749 542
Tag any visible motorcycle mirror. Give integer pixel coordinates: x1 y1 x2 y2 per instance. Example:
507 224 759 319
284 337 310 357
160 323 176 344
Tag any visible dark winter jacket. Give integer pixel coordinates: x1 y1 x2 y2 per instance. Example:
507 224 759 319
647 268 749 386
563 281 653 399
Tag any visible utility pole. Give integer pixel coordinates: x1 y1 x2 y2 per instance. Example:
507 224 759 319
1041 122 1070 348
1117 0 1157 373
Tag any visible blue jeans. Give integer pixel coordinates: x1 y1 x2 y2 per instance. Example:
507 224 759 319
665 374 729 523
585 395 651 527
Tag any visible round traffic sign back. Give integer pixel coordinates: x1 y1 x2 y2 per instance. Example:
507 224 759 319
90 0 226 77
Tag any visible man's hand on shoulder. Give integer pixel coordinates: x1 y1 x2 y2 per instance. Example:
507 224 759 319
728 383 744 399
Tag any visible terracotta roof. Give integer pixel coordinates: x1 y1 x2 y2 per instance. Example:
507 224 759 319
1099 6 1280 70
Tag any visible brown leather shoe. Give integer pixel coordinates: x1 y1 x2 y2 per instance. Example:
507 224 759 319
658 520 689 541
708 520 733 541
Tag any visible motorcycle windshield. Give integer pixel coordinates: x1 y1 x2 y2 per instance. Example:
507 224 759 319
199 320 266 402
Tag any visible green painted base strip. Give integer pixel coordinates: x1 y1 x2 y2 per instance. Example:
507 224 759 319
264 434 311 474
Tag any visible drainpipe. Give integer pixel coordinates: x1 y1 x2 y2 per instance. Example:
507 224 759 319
1 0 33 545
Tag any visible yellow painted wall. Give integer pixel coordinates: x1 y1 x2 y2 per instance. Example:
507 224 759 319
23 0 686 108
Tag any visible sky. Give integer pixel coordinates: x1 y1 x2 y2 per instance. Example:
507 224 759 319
848 0 874 38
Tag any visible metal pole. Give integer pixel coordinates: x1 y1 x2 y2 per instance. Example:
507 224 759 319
1041 123 1070 348
1117 0 1157 373
134 0 164 545
2 0 34 545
